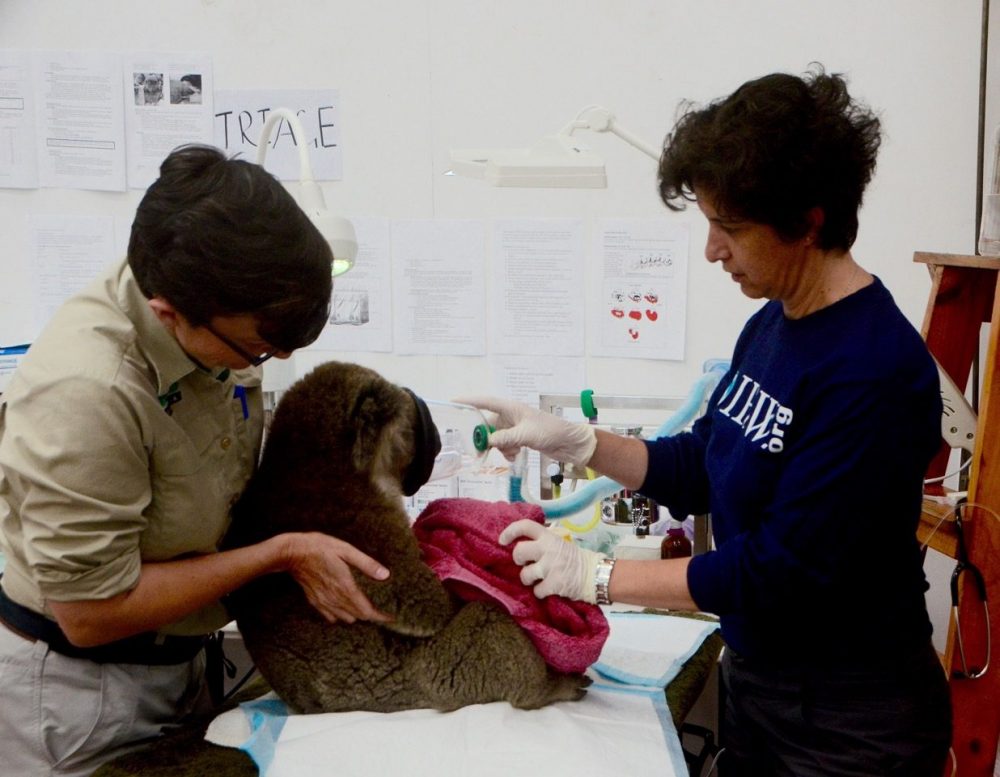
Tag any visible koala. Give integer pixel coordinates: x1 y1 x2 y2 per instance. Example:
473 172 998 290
222 361 590 714
140 72 164 105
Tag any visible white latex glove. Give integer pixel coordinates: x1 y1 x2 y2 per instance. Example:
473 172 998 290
498 519 605 604
453 395 597 468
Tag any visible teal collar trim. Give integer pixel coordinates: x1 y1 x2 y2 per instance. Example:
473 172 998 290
158 382 182 415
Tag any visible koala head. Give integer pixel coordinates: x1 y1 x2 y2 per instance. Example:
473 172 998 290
263 361 440 501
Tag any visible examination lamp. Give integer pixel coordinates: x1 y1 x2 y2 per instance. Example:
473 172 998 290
255 108 357 276
447 105 662 189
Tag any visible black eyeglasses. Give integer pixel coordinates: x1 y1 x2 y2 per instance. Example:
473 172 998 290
204 323 278 367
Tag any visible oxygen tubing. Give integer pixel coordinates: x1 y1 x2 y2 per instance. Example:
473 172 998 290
510 364 728 522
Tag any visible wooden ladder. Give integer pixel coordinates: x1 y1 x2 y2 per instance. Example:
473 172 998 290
915 251 1000 776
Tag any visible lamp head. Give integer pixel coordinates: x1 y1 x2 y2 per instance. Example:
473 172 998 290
299 180 357 277
449 134 607 188
313 212 357 277
447 105 660 189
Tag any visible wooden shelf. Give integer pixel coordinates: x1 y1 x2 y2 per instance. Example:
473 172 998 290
918 498 960 559
914 251 1000 270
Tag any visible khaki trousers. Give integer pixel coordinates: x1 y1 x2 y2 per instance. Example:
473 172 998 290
0 622 210 777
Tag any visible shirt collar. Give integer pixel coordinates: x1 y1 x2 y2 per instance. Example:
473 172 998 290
115 259 228 395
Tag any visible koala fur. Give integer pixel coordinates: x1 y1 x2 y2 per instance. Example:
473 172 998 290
223 361 590 714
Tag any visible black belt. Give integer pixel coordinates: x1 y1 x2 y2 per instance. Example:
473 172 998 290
0 585 206 665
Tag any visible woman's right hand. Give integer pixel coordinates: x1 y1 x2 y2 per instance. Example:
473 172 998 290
454 395 597 467
279 533 393 624
498 519 604 603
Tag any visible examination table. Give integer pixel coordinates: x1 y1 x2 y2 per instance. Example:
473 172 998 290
94 610 722 777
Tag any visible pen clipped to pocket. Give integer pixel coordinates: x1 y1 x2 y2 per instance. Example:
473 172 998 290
233 385 249 420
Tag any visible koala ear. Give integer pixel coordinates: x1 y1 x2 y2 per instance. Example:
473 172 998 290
350 384 407 475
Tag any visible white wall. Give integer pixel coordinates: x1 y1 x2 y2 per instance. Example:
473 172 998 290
0 0 984 691
0 0 983 401
986 0 1000 193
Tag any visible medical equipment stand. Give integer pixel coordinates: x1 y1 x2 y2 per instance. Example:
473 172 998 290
915 251 1000 776
537 392 713 555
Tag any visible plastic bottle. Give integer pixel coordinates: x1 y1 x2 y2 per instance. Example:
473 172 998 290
660 519 692 559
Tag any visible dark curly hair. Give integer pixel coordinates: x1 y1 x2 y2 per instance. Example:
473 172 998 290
128 145 333 352
658 65 881 252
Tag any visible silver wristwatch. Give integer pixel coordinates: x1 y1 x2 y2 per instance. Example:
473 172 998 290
594 557 617 605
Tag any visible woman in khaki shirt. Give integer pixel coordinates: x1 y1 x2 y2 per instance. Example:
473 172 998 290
0 145 390 777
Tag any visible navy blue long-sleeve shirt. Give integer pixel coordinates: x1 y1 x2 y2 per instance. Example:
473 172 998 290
640 278 941 667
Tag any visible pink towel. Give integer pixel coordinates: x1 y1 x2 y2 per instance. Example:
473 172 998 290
412 497 609 674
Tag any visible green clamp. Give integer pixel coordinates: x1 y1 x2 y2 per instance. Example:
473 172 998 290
580 389 597 420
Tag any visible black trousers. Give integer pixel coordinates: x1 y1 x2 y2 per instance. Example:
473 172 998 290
718 642 952 777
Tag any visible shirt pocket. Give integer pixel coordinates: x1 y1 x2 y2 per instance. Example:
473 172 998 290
151 399 224 475
143 408 236 557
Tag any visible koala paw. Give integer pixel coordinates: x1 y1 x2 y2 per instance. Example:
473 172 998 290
361 565 456 637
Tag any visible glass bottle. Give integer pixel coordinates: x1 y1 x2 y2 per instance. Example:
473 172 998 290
660 519 692 559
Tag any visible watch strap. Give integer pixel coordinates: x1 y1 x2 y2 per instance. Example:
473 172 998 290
594 557 616 605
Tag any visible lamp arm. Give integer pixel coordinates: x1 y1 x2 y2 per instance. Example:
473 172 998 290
255 108 316 184
606 120 662 161
252 106 357 274
255 107 327 214
560 105 662 161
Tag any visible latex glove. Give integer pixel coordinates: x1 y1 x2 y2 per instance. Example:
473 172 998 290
498 519 604 604
454 395 597 468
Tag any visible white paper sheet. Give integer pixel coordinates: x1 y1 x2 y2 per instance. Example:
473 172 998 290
488 355 588 500
456 462 514 501
490 219 586 356
0 49 38 189
28 214 115 334
309 216 392 353
123 51 214 189
404 478 459 521
391 219 487 356
33 50 126 192
489 354 587 403
214 89 343 182
590 219 689 360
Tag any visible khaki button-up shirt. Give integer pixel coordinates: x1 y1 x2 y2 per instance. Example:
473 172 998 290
0 258 264 636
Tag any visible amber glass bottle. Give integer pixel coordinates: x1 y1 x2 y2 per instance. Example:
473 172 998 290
660 519 692 559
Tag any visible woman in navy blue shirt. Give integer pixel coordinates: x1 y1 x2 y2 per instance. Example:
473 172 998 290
463 65 951 776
